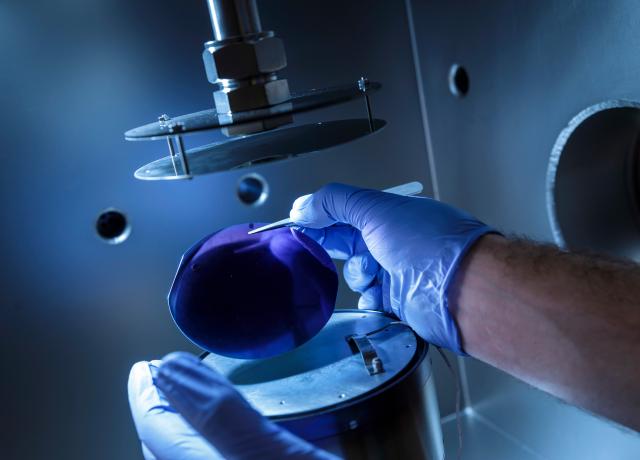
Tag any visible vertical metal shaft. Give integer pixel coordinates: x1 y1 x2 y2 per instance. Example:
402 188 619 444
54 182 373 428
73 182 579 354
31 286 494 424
166 137 179 176
358 77 374 132
206 0 262 41
364 95 374 132
175 135 191 177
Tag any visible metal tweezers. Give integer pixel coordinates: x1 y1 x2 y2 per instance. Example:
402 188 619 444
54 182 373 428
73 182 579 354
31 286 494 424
247 181 424 235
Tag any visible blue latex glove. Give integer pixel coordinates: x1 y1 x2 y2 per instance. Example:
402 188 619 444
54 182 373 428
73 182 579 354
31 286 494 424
128 352 338 460
289 183 496 354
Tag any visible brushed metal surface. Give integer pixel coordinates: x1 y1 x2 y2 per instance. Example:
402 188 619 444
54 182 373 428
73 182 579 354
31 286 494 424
7 0 640 458
134 119 387 179
125 83 381 139
410 0 640 457
442 411 545 460
205 310 444 460
0 1 434 459
203 311 417 417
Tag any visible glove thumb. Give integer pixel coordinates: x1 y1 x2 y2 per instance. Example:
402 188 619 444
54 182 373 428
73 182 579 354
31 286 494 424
289 183 393 230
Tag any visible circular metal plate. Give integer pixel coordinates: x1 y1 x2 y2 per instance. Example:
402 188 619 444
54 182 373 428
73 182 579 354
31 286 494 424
125 81 381 140
201 310 421 418
134 118 386 180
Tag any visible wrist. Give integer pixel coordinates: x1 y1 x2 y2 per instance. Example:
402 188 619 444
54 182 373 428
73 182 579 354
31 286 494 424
447 233 508 354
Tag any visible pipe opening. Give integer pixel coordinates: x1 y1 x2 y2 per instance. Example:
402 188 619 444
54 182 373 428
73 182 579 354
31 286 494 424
547 101 640 260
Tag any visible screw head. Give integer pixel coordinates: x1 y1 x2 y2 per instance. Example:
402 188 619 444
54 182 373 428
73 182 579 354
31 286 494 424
168 121 185 133
371 357 384 373
158 114 171 128
358 77 370 92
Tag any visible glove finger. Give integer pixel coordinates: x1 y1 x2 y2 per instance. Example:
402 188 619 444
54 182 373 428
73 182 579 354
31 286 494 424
344 253 380 292
157 352 337 460
289 183 398 231
358 284 383 310
289 193 332 228
141 442 157 460
128 360 223 460
295 224 368 260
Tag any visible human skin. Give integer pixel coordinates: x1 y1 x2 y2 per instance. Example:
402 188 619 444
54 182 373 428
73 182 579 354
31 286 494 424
449 234 640 432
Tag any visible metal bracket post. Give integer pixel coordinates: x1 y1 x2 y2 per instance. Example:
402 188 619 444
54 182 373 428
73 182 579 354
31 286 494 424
347 334 385 376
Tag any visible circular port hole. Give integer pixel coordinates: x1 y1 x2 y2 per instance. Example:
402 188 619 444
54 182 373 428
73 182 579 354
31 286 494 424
96 209 131 244
237 173 269 207
547 100 640 260
449 64 469 97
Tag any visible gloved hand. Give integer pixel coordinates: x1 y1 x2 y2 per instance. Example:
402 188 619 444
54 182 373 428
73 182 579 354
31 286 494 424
289 183 496 354
128 352 338 460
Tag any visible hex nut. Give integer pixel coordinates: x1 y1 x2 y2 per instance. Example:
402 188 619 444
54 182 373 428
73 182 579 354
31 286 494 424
213 79 290 113
202 36 287 82
221 113 293 137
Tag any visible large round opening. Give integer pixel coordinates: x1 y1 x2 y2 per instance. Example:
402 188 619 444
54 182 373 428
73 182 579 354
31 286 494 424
547 101 640 260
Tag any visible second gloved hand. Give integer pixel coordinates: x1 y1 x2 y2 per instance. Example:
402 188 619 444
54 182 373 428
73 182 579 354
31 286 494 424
289 183 497 354
128 352 338 460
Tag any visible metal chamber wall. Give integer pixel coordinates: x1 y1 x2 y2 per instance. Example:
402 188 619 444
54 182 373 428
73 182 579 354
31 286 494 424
3 0 640 458
0 1 434 458
411 0 640 458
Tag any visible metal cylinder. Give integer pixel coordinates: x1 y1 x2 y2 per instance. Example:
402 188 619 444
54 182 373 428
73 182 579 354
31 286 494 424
202 310 445 459
291 349 444 460
201 0 290 130
206 0 262 41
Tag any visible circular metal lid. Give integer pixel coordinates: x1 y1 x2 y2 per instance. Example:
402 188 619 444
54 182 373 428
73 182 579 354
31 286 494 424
201 310 422 418
125 81 381 140
134 118 386 180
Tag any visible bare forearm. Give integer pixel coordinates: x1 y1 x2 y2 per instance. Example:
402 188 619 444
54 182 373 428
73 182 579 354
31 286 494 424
450 235 640 431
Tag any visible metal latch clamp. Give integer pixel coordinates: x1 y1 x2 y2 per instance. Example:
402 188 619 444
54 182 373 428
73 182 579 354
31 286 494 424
347 334 385 376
